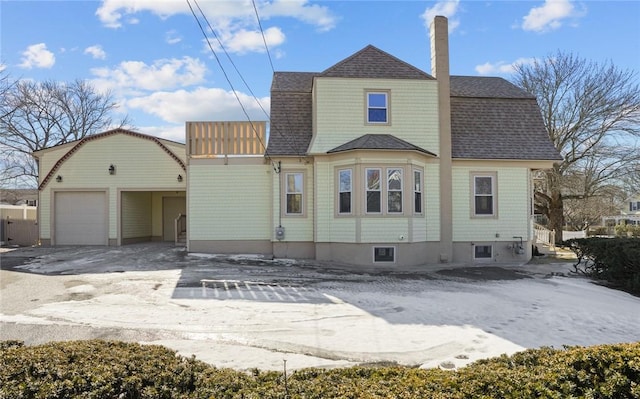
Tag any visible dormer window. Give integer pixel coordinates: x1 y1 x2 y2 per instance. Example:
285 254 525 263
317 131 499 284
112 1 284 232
366 91 389 124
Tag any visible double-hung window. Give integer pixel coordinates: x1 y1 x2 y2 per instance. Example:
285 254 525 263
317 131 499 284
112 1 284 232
387 168 403 213
367 92 388 124
473 173 496 217
338 169 352 214
413 170 423 214
365 168 382 213
285 172 303 215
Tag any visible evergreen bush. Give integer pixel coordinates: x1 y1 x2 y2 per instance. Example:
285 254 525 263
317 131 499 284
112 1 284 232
2 340 639 398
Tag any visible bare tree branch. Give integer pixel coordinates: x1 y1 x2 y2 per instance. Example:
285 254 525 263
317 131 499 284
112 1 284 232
0 77 129 187
513 51 640 242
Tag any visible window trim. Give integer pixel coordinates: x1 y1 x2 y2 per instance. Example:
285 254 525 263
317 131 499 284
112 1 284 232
365 167 382 214
282 171 305 217
337 168 353 215
413 169 423 215
365 90 390 125
373 246 396 263
387 168 403 214
473 244 493 261
471 172 498 218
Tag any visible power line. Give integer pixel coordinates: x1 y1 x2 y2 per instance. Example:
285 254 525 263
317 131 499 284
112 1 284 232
185 0 270 160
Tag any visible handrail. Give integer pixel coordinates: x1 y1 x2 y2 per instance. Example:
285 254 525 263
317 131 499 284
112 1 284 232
174 213 186 245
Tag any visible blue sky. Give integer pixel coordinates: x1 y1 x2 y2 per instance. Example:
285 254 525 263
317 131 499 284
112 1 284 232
2 0 639 142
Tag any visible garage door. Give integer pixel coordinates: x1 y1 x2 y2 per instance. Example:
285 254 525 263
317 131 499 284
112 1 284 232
54 191 108 245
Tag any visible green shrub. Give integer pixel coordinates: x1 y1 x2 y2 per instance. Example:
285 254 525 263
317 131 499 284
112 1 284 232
2 340 640 398
564 237 640 295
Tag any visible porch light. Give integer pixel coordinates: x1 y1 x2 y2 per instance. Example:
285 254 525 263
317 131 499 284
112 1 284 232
177 174 183 182
108 164 116 175
56 175 63 182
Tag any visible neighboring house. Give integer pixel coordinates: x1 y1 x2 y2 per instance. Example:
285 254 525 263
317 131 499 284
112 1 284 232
185 16 562 265
602 195 640 226
33 129 186 246
624 196 640 216
0 189 38 206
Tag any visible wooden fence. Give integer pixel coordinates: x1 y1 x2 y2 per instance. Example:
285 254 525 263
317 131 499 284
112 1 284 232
187 121 266 157
1 217 38 247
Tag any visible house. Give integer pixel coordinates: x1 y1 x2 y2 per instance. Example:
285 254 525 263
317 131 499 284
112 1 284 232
33 130 186 246
185 16 562 265
602 195 640 227
33 16 561 265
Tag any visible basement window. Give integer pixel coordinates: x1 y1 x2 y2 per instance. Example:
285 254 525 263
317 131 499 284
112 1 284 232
373 246 395 263
474 245 493 261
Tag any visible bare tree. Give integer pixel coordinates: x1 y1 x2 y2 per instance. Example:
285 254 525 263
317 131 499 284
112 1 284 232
0 78 129 187
513 51 640 243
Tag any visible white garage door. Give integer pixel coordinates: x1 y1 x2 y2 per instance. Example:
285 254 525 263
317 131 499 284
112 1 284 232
54 191 108 245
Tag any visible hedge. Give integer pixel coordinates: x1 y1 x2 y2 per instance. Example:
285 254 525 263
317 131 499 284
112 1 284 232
2 340 640 398
564 237 640 295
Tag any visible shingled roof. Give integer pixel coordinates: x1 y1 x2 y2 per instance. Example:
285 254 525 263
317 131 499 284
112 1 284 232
321 45 434 80
327 134 437 156
450 76 562 160
266 46 562 162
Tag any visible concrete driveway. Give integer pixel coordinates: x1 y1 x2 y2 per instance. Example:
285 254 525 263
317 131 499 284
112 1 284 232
2 243 639 371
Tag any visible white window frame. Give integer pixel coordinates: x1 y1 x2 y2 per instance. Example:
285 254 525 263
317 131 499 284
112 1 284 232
413 169 423 214
365 168 382 214
387 168 403 214
373 246 396 263
473 244 493 261
338 168 353 215
472 173 497 218
366 91 389 125
284 171 304 216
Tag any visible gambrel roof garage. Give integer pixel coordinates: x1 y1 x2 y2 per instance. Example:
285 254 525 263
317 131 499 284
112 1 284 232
33 129 187 246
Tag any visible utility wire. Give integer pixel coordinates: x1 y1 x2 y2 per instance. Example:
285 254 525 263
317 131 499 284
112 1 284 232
251 0 305 159
188 0 301 160
186 0 270 160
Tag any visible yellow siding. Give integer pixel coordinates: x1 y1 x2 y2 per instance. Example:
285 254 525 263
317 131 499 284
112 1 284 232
188 163 271 240
121 192 152 239
452 166 530 241
38 133 186 240
310 78 439 154
271 161 314 242
360 218 409 242
150 191 186 237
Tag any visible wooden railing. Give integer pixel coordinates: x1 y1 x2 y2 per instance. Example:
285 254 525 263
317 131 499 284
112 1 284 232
534 223 556 251
174 214 186 246
187 121 266 157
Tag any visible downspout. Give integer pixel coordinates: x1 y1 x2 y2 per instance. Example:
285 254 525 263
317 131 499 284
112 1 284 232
430 16 453 263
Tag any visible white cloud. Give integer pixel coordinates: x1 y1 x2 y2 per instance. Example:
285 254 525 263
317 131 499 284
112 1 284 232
127 87 269 124
90 56 207 92
475 57 536 75
260 0 337 32
95 0 336 54
19 43 55 69
0 63 6 73
165 29 182 45
213 26 285 54
421 0 461 33
521 0 579 32
84 45 107 60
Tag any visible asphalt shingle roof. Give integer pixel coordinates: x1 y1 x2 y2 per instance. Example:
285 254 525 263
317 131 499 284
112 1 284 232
266 46 562 162
321 45 434 80
327 134 437 156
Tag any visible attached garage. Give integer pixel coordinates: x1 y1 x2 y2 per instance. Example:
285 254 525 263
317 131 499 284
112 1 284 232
54 191 108 245
34 129 187 246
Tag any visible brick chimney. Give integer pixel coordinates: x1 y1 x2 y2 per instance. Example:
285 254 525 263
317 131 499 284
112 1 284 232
430 16 453 263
